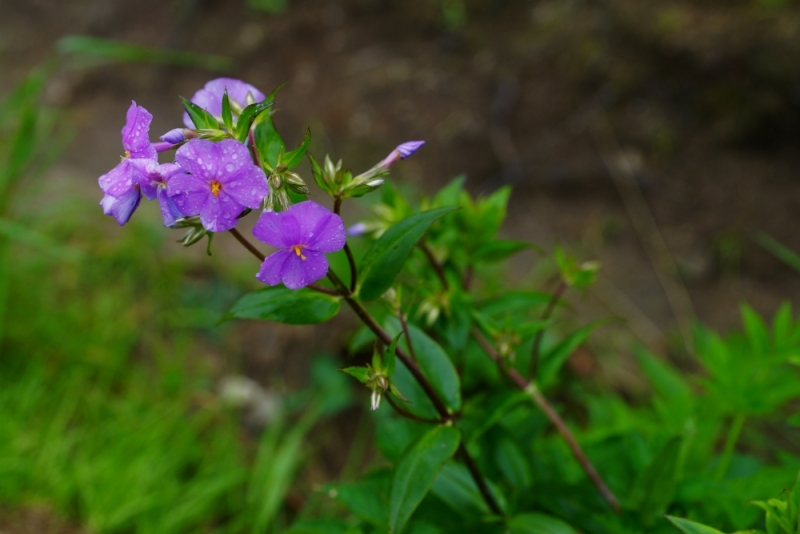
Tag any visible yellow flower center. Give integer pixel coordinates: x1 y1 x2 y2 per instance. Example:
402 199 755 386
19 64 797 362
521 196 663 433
293 245 307 261
210 180 222 197
120 150 131 162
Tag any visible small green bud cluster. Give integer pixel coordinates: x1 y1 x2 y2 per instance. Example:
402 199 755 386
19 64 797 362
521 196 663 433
339 334 408 411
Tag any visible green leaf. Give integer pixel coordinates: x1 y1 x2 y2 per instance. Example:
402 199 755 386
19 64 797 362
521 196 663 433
507 513 578 534
665 516 727 534
432 175 465 207
386 332 402 377
755 232 800 274
359 207 457 301
385 318 461 412
326 469 390 527
339 367 371 384
254 116 285 169
181 97 219 130
222 286 340 325
629 437 682 524
474 240 539 263
283 128 311 169
538 320 607 387
308 153 332 193
235 100 275 142
389 426 460 534
741 304 770 356
431 463 489 514
56 35 233 71
221 90 233 132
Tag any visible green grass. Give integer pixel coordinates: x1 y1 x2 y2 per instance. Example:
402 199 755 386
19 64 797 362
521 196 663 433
0 198 351 533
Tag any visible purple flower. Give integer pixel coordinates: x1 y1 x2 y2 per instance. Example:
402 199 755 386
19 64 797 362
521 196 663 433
378 140 425 169
183 78 266 128
168 139 268 232
97 101 158 225
132 160 188 227
252 201 346 290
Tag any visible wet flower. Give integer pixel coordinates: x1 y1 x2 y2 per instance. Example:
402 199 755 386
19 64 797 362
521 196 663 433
133 160 188 227
252 201 346 290
97 101 158 225
168 139 268 232
183 78 266 128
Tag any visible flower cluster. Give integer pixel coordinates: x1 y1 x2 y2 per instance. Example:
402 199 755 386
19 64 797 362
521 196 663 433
97 78 423 288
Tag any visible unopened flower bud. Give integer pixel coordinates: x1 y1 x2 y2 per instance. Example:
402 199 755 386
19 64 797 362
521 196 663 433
347 222 368 237
378 140 425 169
284 171 310 195
370 389 382 411
160 128 189 144
366 179 384 188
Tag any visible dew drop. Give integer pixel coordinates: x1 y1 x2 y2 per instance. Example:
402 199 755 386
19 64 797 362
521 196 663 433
225 163 234 172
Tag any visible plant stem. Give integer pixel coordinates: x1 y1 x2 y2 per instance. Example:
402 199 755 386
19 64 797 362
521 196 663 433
457 441 503 516
384 395 440 424
398 311 418 362
419 243 449 290
331 197 358 293
714 413 746 482
530 281 566 380
229 228 265 261
228 227 337 296
473 329 621 513
325 269 452 418
325 268 503 517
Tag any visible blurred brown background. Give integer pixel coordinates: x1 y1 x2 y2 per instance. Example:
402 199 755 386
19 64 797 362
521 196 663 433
3 0 800 356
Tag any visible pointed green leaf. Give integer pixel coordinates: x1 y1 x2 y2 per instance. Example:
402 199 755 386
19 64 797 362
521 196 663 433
308 153 332 193
507 513 578 534
222 286 340 325
221 90 233 132
339 367 371 385
181 97 219 130
359 207 457 301
385 317 461 412
474 240 540 263
235 100 275 142
283 128 311 169
254 116 285 169
538 320 608 387
665 516 727 534
389 426 460 533
629 437 682 524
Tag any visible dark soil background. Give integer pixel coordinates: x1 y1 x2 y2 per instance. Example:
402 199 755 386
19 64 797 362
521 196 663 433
3 0 800 471
4 0 800 375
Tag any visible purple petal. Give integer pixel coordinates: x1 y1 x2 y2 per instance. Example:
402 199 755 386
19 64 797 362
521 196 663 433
130 159 160 200
168 173 210 217
100 187 141 226
256 249 292 286
121 101 157 160
98 159 145 198
281 250 329 290
397 140 425 159
253 211 298 249
157 187 185 227
199 194 241 232
289 201 346 253
160 128 186 144
183 78 266 128
175 139 217 179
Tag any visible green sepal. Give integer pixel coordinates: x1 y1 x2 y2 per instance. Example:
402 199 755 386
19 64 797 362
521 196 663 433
235 100 275 142
181 97 219 130
282 128 311 169
308 153 332 193
389 383 410 403
221 90 233 132
339 366 371 385
385 332 402 377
